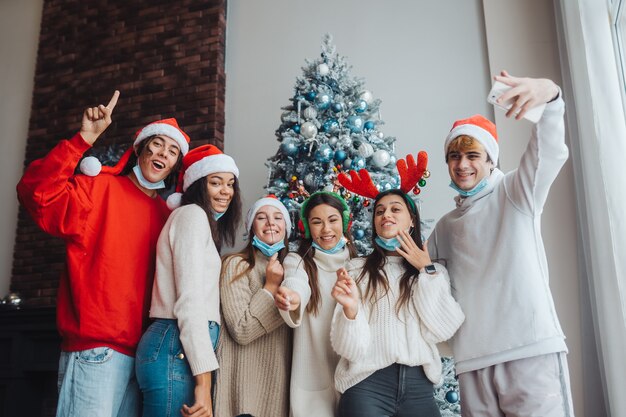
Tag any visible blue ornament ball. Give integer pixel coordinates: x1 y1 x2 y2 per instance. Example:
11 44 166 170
305 91 317 101
271 178 288 190
322 118 339 133
353 229 365 240
351 156 366 170
364 120 375 130
280 197 294 209
445 390 459 404
315 144 334 163
280 138 299 156
334 149 347 163
331 102 344 113
354 99 368 113
292 124 301 134
346 115 363 133
315 93 332 110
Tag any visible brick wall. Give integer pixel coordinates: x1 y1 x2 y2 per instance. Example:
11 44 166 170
11 0 226 306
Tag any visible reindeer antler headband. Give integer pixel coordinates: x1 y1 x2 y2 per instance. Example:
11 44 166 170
337 151 429 209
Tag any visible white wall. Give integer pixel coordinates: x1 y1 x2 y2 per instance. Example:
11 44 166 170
224 0 492 235
225 0 585 415
0 0 43 297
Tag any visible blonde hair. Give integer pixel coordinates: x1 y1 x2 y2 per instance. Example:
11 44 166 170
446 135 491 162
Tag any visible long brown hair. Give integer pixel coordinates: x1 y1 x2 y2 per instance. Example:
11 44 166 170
297 193 356 315
358 189 422 314
180 176 242 252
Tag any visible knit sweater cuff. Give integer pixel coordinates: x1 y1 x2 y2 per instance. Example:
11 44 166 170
415 265 465 343
330 303 369 362
189 348 219 375
249 288 284 333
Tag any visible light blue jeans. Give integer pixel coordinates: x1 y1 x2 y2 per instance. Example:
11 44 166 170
56 347 140 417
135 319 220 417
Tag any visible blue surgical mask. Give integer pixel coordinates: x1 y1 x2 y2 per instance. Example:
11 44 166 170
252 235 285 257
312 237 347 254
213 210 225 221
375 235 401 251
449 177 489 197
132 164 165 190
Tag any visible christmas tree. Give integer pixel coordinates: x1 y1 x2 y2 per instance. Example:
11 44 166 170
264 34 460 415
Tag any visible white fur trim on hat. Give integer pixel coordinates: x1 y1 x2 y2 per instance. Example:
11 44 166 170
445 124 499 164
134 123 190 155
79 156 102 176
183 154 239 191
246 197 292 233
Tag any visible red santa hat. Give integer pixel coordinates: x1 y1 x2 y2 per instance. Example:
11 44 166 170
79 118 190 177
166 144 239 210
444 115 499 164
245 195 292 234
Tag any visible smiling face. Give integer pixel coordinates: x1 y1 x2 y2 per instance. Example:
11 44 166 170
252 205 286 245
446 135 494 191
308 203 344 251
374 193 414 239
206 172 235 213
136 135 181 183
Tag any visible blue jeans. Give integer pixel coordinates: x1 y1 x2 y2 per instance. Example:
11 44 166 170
135 319 220 417
338 364 441 417
56 347 140 417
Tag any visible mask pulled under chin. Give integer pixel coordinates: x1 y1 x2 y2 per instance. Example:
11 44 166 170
449 176 489 197
312 237 347 254
252 235 285 257
132 164 166 190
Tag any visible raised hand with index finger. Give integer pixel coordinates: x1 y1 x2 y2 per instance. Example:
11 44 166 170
80 90 120 145
331 268 359 319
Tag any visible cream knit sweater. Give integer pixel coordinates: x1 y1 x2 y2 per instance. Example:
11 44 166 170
280 248 350 417
215 251 291 417
149 204 221 375
331 256 465 393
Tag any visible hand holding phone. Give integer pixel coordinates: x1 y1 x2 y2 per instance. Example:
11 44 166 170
487 81 546 123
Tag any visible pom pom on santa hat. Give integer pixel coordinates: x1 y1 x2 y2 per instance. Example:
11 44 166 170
79 118 190 176
166 144 239 210
444 114 499 164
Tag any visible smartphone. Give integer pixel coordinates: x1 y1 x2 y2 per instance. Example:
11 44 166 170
487 81 546 123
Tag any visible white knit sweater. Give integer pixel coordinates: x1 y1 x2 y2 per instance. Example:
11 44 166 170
330 256 464 393
149 204 221 375
279 248 350 417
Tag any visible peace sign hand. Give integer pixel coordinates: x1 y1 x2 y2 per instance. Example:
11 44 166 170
80 90 120 145
396 230 432 271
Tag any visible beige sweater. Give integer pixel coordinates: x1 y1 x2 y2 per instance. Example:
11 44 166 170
215 252 292 417
331 256 465 393
149 204 221 375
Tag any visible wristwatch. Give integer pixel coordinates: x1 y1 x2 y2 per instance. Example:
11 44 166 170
424 264 437 275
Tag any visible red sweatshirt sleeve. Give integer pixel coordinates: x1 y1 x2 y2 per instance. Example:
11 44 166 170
16 133 94 241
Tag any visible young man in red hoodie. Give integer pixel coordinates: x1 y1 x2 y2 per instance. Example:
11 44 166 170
17 91 190 417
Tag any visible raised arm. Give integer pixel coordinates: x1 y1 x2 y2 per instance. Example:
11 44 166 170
494 71 568 214
16 91 121 239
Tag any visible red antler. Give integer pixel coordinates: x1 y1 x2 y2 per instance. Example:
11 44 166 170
337 169 379 199
397 151 428 193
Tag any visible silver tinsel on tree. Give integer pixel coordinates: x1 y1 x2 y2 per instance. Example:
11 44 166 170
265 34 427 254
264 34 460 415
